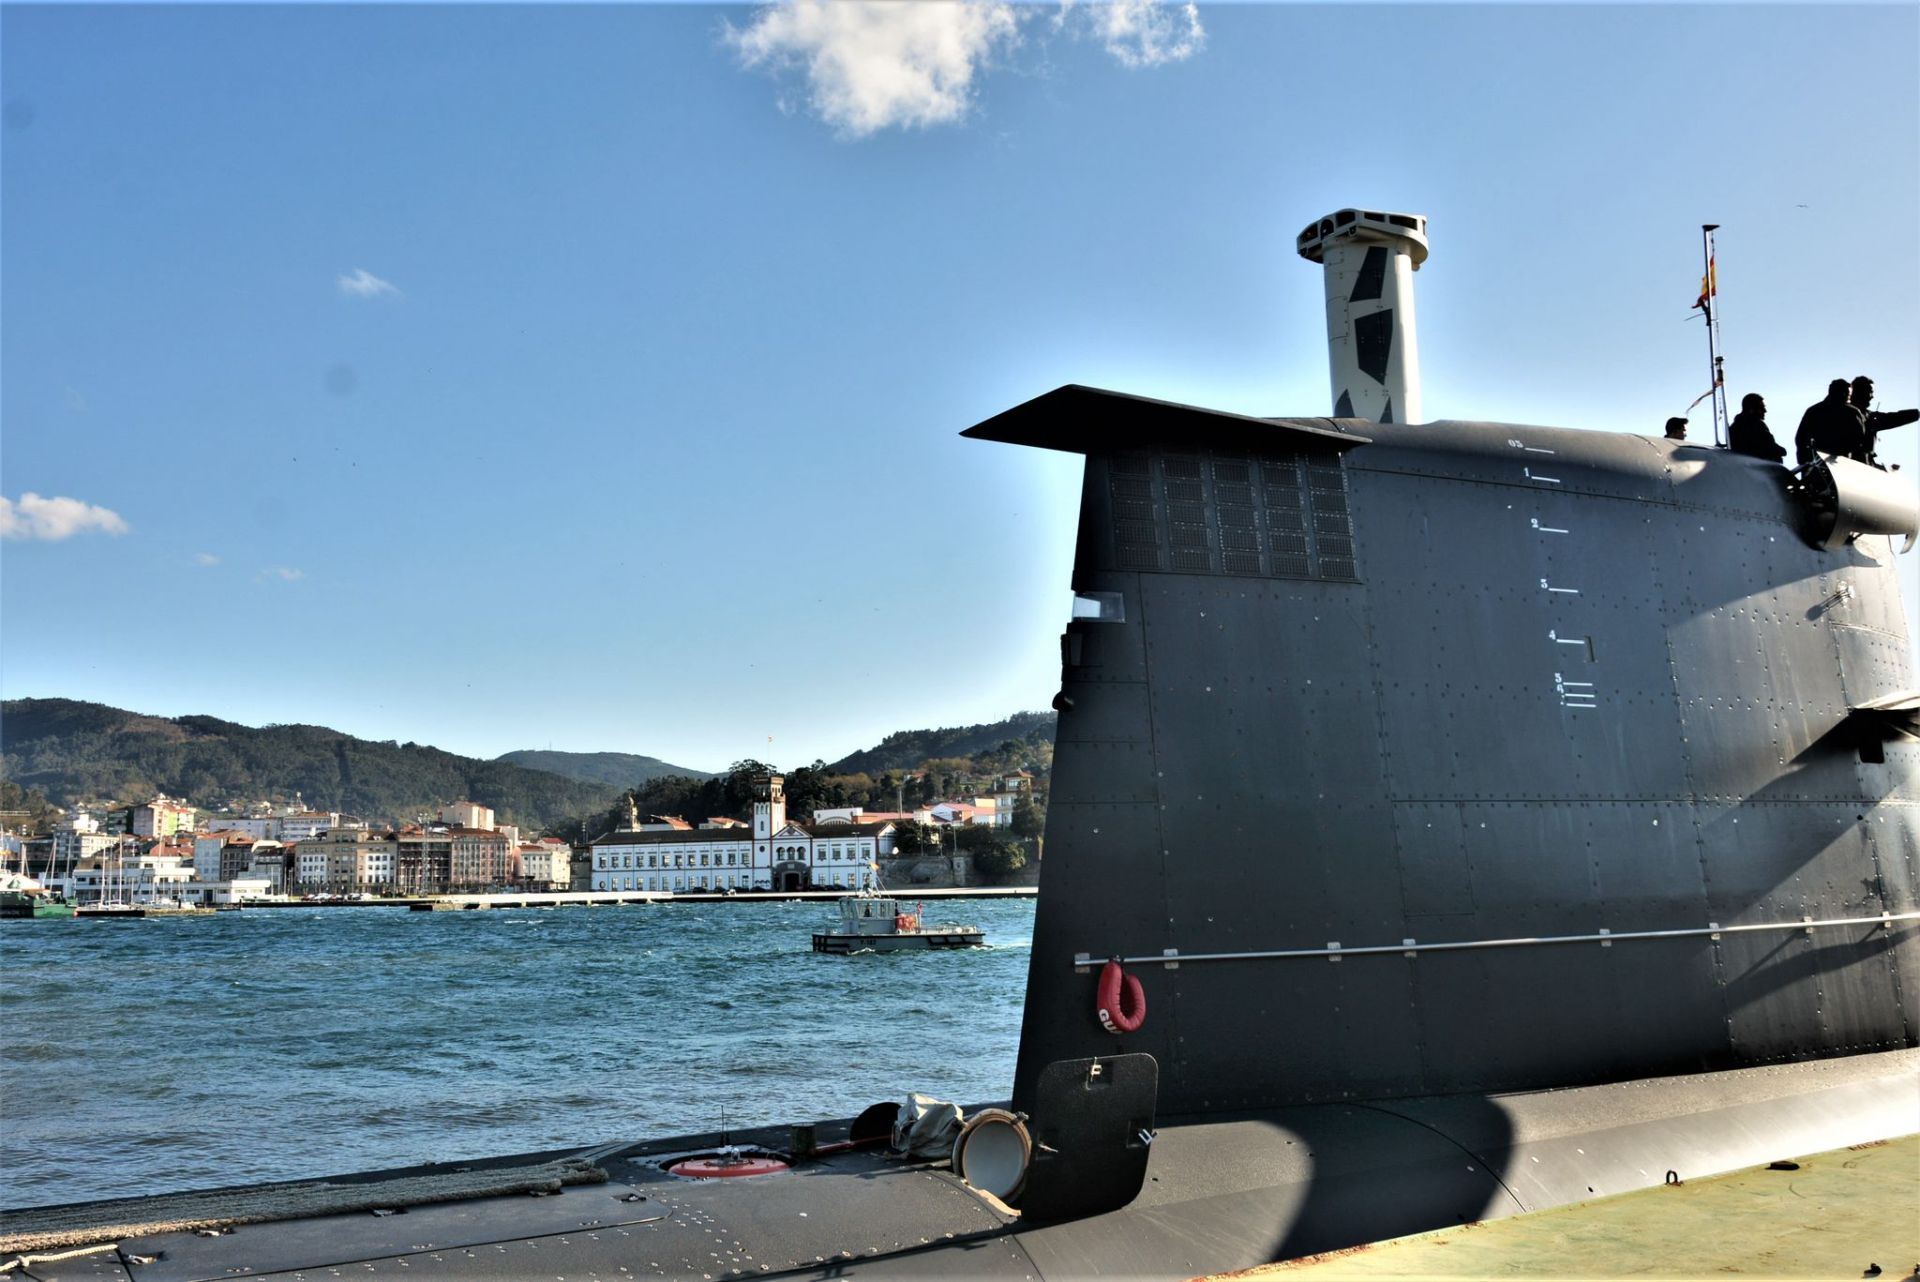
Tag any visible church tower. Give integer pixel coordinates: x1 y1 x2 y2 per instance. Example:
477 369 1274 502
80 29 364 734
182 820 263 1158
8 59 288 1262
752 774 786 841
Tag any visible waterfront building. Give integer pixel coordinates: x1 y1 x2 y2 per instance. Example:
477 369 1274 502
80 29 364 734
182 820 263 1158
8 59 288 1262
589 776 894 893
393 827 452 893
448 826 513 889
299 827 398 893
246 847 294 894
69 849 195 905
592 821 755 894
516 837 571 890
194 832 281 882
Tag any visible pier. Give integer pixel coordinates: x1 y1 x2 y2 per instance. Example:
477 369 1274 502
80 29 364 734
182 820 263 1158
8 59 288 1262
404 886 1035 911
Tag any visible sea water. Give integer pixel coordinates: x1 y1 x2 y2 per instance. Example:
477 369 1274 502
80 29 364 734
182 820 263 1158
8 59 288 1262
0 898 1036 1208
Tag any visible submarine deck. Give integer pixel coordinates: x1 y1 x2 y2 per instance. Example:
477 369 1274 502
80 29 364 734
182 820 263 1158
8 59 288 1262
1237 1133 1918 1280
5 1050 1915 1282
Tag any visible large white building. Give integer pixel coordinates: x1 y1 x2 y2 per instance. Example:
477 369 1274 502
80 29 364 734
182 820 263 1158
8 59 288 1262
516 838 571 890
589 775 894 893
274 811 338 842
52 813 117 872
193 814 276 840
195 808 340 842
194 832 283 882
68 848 195 905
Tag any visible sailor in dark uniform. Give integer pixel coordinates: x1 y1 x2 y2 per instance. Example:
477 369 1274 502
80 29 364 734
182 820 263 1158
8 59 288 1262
1851 376 1920 467
1795 379 1866 465
1728 393 1786 462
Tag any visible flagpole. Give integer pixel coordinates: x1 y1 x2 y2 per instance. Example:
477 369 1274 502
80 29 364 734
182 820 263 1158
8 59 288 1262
1701 224 1728 447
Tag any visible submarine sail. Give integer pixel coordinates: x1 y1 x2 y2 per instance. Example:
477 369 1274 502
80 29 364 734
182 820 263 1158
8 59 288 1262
971 210 1919 1130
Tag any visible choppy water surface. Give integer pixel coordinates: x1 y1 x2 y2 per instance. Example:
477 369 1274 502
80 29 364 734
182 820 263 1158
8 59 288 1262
0 899 1035 1208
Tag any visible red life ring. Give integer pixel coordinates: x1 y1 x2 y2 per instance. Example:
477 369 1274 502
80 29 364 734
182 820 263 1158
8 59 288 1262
1097 959 1145 1034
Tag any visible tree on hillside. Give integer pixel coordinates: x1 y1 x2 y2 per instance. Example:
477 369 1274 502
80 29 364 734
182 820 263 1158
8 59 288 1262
1011 793 1044 839
0 779 60 833
972 837 1028 879
892 821 937 855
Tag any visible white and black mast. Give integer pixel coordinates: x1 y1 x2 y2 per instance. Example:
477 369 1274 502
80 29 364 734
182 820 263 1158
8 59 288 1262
1697 224 1729 446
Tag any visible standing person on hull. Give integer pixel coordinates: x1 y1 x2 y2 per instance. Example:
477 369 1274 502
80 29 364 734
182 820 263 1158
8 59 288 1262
1795 378 1866 465
1851 376 1920 467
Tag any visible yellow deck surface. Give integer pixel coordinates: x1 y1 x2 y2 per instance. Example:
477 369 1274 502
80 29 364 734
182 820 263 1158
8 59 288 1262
1227 1135 1918 1281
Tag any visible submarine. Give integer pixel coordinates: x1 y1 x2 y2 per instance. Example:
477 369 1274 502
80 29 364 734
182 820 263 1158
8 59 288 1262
5 208 1917 1279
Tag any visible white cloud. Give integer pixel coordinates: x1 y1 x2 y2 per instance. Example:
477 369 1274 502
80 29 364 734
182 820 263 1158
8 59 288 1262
261 566 305 582
726 0 1020 137
193 552 220 566
337 268 400 299
1073 0 1204 68
0 493 130 541
726 0 1204 136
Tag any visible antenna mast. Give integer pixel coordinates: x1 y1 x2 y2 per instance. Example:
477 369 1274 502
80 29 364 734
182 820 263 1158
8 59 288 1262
1697 225 1728 446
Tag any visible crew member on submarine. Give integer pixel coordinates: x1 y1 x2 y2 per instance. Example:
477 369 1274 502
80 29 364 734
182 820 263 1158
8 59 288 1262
1728 392 1786 461
1853 374 1920 465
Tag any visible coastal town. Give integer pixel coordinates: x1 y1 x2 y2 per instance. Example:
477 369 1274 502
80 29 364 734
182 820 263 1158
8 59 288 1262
0 770 1040 912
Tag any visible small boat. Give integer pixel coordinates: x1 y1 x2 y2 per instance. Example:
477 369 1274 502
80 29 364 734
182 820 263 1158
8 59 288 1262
0 872 75 920
811 895 985 954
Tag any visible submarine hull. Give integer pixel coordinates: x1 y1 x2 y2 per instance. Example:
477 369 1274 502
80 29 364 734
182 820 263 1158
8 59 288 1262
962 395 1919 1119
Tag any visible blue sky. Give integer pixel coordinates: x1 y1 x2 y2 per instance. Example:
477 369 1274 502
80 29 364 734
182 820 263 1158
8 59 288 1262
4 2 1917 774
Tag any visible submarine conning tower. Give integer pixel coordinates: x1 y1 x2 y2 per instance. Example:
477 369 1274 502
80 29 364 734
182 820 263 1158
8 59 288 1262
965 231 1918 1153
1297 207 1428 424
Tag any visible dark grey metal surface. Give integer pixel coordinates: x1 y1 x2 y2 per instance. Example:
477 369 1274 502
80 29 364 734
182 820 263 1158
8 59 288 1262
28 1052 1914 1281
987 396 1918 1117
1018 1054 1157 1222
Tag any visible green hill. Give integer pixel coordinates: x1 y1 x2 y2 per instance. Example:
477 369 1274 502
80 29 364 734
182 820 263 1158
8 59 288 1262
0 698 619 834
826 711 1055 777
495 749 712 789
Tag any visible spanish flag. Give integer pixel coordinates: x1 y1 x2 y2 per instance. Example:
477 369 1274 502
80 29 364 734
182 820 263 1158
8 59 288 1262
1695 257 1716 311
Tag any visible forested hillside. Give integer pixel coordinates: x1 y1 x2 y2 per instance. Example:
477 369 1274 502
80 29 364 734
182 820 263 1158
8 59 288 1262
825 711 1054 776
2 700 1059 843
495 749 712 788
1 698 619 833
563 714 1057 844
